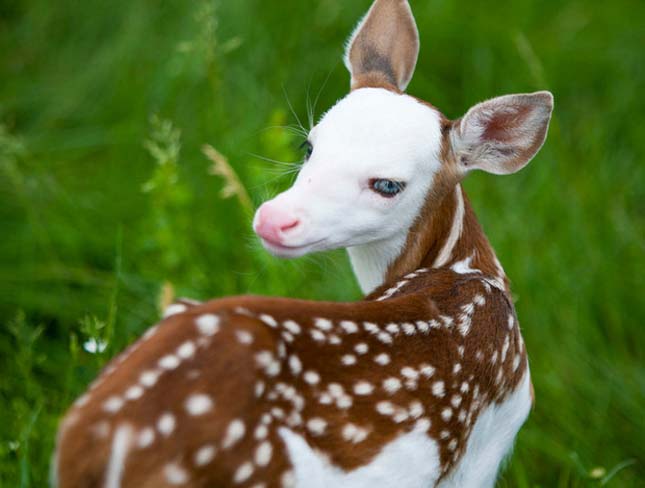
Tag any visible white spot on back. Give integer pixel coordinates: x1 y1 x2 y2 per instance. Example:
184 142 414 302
354 343 369 354
222 419 246 449
157 412 176 436
310 329 326 342
376 401 395 416
236 330 254 344
196 314 220 336
306 418 327 435
401 367 419 380
164 303 187 318
103 396 124 413
409 401 424 418
402 323 416 335
164 462 188 485
255 424 268 440
354 381 374 395
234 462 254 483
177 341 196 359
185 394 214 416
137 427 155 448
289 355 302 375
377 332 393 344
342 423 369 443
441 408 453 421
328 383 344 398
416 321 430 333
159 354 180 370
420 363 435 378
328 334 342 345
451 395 462 408
432 381 445 397
283 320 301 335
341 354 357 366
194 444 216 466
255 441 273 466
374 353 391 365
363 322 379 334
383 377 402 394
314 318 333 331
303 371 320 385
385 323 400 334
140 370 160 388
124 385 144 401
259 314 278 328
340 320 359 334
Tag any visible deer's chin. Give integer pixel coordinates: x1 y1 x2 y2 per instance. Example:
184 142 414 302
259 237 328 258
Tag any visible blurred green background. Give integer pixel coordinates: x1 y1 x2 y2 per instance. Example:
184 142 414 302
1 0 643 485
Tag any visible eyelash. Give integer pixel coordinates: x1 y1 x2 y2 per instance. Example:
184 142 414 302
369 179 406 198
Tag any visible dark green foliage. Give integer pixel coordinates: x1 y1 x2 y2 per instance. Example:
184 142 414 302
0 0 643 485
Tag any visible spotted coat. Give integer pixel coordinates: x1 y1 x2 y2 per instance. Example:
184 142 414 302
56 262 528 487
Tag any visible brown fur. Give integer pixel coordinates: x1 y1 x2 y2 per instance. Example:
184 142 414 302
55 1 551 485
57 266 528 486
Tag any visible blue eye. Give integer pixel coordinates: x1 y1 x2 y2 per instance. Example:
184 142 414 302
370 178 406 198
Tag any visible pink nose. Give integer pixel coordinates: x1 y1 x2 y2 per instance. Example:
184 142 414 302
254 203 301 244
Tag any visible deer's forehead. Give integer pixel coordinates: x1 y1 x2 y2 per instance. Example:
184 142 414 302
311 88 443 173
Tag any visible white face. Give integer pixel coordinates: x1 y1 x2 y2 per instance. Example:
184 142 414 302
253 87 444 259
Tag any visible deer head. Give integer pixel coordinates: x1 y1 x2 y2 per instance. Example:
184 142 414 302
253 0 553 294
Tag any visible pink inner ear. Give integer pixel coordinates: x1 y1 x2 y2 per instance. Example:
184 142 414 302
482 104 533 143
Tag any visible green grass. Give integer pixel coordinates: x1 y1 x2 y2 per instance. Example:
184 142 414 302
1 0 643 485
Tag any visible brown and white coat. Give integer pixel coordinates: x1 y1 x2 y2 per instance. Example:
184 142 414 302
55 1 552 487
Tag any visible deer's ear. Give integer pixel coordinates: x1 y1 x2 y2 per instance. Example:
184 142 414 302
452 91 554 175
344 0 419 92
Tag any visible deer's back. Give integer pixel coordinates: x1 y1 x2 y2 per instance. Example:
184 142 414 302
55 270 530 487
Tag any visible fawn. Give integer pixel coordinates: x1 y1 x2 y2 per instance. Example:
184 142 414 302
55 0 553 486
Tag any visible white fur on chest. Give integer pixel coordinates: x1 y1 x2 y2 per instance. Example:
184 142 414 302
278 371 532 488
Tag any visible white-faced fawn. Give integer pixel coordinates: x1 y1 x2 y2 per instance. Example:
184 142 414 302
55 1 553 486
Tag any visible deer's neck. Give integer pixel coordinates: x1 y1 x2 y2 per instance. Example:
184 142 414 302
347 233 410 295
348 184 508 295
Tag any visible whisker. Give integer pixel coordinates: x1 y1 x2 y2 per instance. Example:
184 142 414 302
310 67 335 130
306 80 314 131
258 125 309 138
282 85 306 134
248 153 303 168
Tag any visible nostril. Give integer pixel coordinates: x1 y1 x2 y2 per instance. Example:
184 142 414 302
279 219 300 233
254 204 301 243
